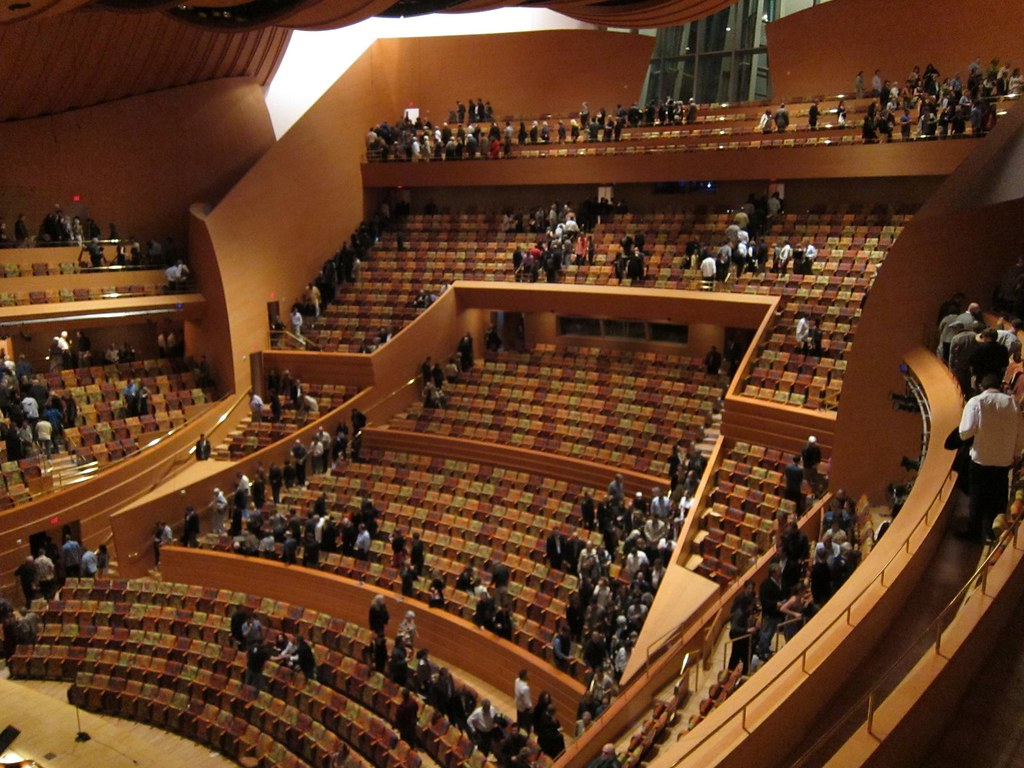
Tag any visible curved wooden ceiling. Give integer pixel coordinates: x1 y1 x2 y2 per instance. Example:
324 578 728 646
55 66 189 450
0 0 732 122
0 10 289 121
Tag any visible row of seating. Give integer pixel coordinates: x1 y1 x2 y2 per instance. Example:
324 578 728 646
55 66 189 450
614 677 690 768
0 283 179 307
39 358 200 390
685 663 745 732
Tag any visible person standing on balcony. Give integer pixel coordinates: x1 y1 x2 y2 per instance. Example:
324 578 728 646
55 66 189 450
958 373 1024 543
773 103 790 132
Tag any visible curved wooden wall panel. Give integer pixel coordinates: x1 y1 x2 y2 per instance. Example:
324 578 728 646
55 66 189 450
832 105 1024 500
0 78 276 250
767 0 1024 102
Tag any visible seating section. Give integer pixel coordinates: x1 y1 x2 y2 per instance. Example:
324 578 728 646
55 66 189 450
307 207 909 413
389 344 722 474
689 441 799 585
11 578 544 768
0 359 212 508
212 384 358 460
0 281 181 307
49 360 211 466
199 446 617 681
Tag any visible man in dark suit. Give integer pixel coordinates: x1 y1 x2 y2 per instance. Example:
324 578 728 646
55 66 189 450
546 531 566 570
194 433 211 461
563 534 584 576
182 506 200 547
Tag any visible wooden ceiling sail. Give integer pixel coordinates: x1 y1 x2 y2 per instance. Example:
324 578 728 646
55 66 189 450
0 11 289 121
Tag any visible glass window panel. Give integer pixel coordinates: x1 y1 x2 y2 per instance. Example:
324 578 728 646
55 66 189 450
650 324 689 343
753 52 771 100
696 54 732 104
559 317 601 336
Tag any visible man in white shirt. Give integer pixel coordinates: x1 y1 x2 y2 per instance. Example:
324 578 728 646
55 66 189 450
21 394 40 421
804 243 818 272
514 670 533 733
959 374 1024 542
624 547 649 577
35 417 53 458
355 524 371 560
775 241 793 274
467 699 499 755
700 252 718 289
249 392 264 423
795 314 811 351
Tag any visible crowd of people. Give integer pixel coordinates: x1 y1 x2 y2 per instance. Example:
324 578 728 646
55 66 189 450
5 528 107 621
0 204 180 266
856 58 1014 142
364 58 1018 164
366 96 705 162
194 398 716 749
0 351 78 466
485 191 803 290
934 292 1024 545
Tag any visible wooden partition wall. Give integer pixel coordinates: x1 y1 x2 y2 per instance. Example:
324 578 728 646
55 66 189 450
831 508 1024 765
362 139 974 190
161 547 585 727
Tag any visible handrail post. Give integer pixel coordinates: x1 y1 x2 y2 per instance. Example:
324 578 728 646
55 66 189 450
866 690 876 736
935 617 943 656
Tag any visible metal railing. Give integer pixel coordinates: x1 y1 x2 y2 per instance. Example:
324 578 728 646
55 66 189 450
788 499 1024 766
270 329 320 351
665 470 954 766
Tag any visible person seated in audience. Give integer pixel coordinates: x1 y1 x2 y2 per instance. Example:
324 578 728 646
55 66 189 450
587 743 622 768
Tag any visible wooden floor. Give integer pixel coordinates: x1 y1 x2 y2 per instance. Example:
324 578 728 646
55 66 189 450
0 672 235 767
